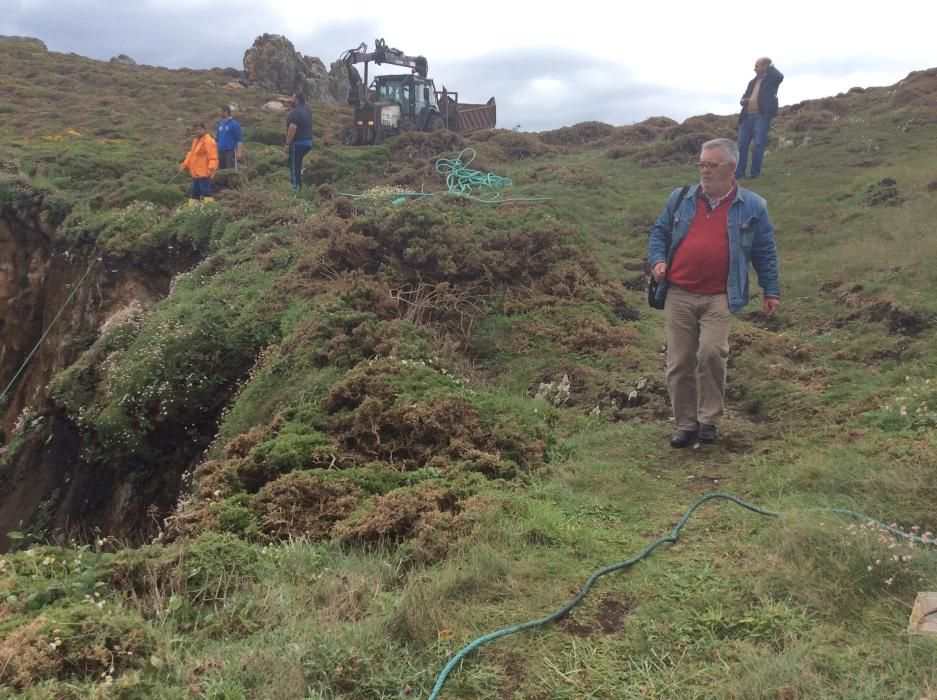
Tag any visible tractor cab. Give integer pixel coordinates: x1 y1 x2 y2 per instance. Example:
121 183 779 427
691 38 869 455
372 74 439 130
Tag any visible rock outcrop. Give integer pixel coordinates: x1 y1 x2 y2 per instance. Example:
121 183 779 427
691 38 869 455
243 33 310 93
109 54 137 65
242 34 349 103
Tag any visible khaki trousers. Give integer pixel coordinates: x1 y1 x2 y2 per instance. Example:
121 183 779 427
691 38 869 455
664 285 731 431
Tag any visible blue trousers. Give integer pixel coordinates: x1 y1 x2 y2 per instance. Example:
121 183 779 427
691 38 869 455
289 143 312 189
189 177 212 199
736 114 772 178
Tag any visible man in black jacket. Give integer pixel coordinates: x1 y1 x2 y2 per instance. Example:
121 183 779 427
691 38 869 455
735 58 783 179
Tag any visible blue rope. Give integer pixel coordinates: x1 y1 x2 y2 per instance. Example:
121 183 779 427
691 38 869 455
428 492 934 699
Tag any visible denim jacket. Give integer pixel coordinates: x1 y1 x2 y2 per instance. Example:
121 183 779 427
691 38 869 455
647 184 780 313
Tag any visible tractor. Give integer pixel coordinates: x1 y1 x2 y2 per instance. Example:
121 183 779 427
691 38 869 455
339 39 496 146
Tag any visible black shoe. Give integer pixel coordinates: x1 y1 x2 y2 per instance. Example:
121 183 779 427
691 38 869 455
698 424 717 445
670 429 697 448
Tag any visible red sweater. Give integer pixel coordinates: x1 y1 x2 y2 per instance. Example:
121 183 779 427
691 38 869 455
668 190 732 294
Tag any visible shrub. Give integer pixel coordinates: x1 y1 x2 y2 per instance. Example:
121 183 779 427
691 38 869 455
332 482 459 545
253 472 361 540
0 604 158 689
539 121 616 147
244 126 283 146
476 130 550 161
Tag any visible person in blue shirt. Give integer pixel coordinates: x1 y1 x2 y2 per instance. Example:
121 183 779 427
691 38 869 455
284 93 313 190
216 105 244 169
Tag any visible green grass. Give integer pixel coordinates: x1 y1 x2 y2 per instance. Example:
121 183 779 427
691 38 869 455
2 39 937 699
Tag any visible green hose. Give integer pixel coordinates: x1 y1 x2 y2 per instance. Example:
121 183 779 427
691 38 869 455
434 147 511 196
339 148 549 204
428 492 935 699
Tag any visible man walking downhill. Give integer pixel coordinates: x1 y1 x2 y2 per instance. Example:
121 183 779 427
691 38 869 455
735 57 784 179
180 122 218 204
647 138 780 448
284 92 313 190
216 105 243 170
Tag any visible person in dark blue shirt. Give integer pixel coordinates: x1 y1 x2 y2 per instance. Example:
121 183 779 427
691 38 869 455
284 93 313 190
216 105 244 169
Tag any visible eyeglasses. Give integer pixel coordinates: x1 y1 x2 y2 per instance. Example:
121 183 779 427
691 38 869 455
697 161 728 170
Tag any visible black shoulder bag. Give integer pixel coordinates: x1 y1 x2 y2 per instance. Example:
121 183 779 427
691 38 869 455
647 185 690 309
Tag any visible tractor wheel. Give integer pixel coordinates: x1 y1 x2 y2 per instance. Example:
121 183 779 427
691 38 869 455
426 114 445 132
340 126 357 146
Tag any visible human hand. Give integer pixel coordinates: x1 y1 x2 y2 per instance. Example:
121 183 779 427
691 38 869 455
763 297 780 316
652 262 667 282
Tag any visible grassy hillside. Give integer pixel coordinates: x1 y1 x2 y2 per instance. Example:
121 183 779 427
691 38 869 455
1 39 936 698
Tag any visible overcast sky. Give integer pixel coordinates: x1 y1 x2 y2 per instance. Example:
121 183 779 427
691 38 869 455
3 0 934 132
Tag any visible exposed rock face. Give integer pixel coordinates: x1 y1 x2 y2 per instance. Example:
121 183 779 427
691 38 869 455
0 201 178 439
243 33 310 93
303 55 331 103
0 197 198 550
243 34 349 103
329 60 355 102
1 198 75 439
109 54 137 65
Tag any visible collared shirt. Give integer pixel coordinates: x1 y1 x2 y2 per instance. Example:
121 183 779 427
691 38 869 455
667 186 737 294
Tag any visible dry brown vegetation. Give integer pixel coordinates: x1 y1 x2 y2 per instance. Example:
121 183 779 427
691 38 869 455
254 473 361 539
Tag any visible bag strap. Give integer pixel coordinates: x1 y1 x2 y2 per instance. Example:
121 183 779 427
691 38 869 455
669 185 690 231
664 184 691 256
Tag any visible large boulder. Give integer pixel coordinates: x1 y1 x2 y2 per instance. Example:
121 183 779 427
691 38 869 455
243 34 311 93
328 60 354 103
243 34 347 104
305 58 355 104
301 55 331 103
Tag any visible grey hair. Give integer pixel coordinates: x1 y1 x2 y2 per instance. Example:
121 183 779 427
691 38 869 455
702 138 739 165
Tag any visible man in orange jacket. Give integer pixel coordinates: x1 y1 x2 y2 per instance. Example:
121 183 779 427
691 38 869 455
179 122 219 204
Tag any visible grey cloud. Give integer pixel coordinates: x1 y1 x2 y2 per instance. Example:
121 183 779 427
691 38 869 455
438 48 737 131
2 8 738 130
2 2 376 71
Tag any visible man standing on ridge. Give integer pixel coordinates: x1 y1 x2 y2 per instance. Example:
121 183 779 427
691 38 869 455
284 92 313 190
180 122 218 204
648 138 780 448
735 57 784 179
216 105 243 170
